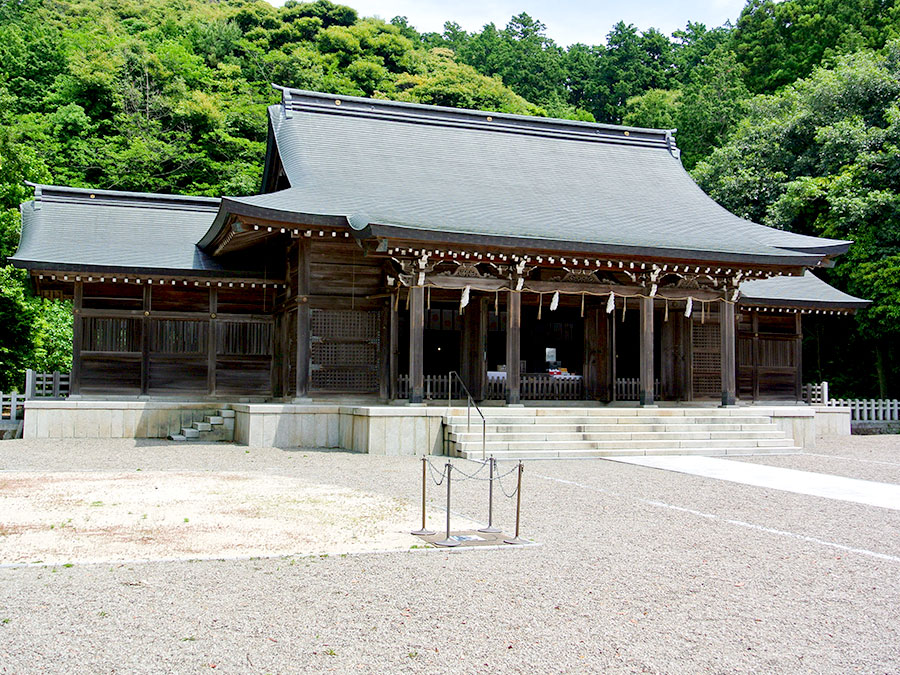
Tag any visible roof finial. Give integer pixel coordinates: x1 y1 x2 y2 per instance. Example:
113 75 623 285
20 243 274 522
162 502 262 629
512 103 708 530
282 88 293 119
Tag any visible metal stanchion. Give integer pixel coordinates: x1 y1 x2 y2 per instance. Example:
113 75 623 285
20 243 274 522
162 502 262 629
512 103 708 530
434 462 460 547
504 462 527 545
411 456 435 536
478 456 500 534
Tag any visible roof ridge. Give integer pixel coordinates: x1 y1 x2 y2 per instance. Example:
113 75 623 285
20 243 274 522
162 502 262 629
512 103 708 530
272 86 679 153
27 183 221 210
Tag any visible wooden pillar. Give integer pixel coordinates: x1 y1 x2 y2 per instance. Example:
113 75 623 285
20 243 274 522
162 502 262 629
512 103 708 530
751 311 760 401
794 312 803 401
409 285 425 403
720 300 737 406
583 307 612 401
460 296 487 400
477 298 488 400
70 281 83 396
295 239 310 399
378 298 390 400
608 306 616 401
389 292 399 399
680 313 694 401
674 313 691 401
639 296 654 406
208 287 217 396
140 285 151 396
660 310 675 401
506 290 521 405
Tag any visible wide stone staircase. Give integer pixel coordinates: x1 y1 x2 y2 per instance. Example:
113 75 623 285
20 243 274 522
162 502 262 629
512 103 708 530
443 408 801 460
167 408 235 442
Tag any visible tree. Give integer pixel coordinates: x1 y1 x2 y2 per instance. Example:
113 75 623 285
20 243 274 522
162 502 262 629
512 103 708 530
694 42 900 396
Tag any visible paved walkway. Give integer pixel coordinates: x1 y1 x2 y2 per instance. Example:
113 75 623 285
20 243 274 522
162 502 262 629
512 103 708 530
609 455 900 511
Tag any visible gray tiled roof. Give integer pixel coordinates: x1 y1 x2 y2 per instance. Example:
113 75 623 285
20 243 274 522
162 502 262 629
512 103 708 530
739 271 869 309
12 185 247 275
203 88 851 266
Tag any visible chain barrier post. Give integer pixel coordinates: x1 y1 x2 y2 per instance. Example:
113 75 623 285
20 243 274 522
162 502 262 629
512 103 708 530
434 462 459 547
478 456 500 534
411 456 436 536
504 461 527 545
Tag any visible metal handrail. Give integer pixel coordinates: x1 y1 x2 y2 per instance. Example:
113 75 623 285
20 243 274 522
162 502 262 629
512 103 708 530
447 370 487 461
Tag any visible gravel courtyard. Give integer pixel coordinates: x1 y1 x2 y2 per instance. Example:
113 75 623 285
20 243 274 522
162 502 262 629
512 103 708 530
1 436 899 673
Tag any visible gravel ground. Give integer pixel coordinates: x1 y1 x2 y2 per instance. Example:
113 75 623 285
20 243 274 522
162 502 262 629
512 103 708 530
1 437 899 673
732 434 900 484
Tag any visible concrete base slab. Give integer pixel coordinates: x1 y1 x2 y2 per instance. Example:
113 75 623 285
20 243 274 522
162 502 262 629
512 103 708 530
608 455 900 511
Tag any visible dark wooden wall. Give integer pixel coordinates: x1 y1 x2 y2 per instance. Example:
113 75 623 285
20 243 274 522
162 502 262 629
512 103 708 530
75 280 276 398
737 310 802 401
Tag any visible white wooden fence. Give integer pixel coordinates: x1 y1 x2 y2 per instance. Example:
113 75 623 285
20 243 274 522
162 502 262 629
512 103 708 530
25 370 70 399
801 381 829 405
829 398 900 422
803 380 900 422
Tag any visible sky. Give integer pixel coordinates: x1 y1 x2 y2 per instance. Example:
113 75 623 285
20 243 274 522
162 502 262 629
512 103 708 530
312 0 750 47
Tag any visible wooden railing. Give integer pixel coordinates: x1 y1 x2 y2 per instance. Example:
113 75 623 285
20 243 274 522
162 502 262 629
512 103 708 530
0 391 25 422
25 370 70 399
398 373 585 401
614 378 661 401
396 374 462 400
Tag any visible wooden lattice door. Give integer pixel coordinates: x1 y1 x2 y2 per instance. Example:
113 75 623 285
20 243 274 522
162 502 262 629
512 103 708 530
309 309 381 393
691 314 721 399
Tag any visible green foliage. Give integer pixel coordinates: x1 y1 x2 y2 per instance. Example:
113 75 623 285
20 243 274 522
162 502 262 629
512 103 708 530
731 0 897 94
0 267 37 390
2 0 899 392
695 42 900 395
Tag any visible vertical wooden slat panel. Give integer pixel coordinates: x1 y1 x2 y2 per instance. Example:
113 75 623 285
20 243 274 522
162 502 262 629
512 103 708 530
70 281 83 396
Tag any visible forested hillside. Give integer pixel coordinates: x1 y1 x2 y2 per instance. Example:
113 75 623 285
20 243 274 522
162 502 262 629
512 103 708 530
1 0 899 395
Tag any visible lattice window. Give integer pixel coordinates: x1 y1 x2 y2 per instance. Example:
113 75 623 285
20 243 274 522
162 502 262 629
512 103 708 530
151 320 207 354
217 321 273 356
309 309 380 393
83 317 141 352
691 319 721 398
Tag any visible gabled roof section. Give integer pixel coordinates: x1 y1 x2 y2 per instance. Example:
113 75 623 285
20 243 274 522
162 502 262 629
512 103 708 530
739 271 870 310
201 87 851 266
11 184 261 277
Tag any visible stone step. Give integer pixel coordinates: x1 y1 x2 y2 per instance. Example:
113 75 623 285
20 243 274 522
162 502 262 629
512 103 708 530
167 433 188 442
443 408 775 417
219 409 235 418
456 446 803 460
193 421 212 432
447 430 788 443
181 427 200 439
446 422 781 435
450 437 797 452
445 415 775 427
207 415 224 425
